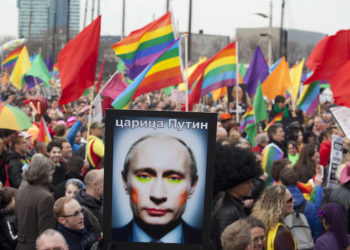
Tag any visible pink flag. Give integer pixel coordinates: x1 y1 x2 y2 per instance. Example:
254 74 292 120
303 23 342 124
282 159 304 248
101 73 128 100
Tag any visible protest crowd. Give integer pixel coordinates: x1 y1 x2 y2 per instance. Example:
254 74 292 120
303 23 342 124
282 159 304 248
1 10 350 250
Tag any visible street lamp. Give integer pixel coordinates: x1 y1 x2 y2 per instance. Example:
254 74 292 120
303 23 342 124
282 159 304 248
254 1 273 66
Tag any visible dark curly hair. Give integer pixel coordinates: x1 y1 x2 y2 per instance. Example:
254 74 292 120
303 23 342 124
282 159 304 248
214 142 262 195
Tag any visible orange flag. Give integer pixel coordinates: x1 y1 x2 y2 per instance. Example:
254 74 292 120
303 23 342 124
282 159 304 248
37 117 51 143
212 87 227 102
2 71 8 85
261 57 291 100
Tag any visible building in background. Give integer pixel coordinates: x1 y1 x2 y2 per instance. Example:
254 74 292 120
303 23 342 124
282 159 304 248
236 27 326 65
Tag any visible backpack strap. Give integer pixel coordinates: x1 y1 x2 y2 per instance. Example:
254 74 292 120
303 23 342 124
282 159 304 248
267 222 284 250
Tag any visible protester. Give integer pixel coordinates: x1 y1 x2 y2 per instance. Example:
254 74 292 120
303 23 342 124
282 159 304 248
211 143 262 250
0 187 18 250
270 159 291 185
36 229 68 250
268 95 290 122
221 218 253 250
86 121 105 169
251 133 269 155
287 141 299 167
251 185 296 250
7 136 29 188
314 203 350 250
245 217 266 250
47 140 66 187
75 169 104 234
294 143 320 183
319 126 338 167
54 196 100 250
279 167 323 240
15 153 56 250
324 162 350 233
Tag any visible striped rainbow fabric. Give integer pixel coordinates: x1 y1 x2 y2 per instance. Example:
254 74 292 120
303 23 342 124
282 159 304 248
112 39 183 109
189 41 237 97
112 12 175 80
240 106 255 133
262 143 284 186
297 81 320 115
264 113 283 132
2 46 23 69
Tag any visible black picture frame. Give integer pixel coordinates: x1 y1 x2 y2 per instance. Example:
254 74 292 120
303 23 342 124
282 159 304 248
103 109 217 250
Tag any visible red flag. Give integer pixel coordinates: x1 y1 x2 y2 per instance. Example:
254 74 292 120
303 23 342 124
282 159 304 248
182 75 204 111
96 60 104 93
329 61 350 107
101 73 128 100
58 16 101 105
304 30 350 84
37 117 51 143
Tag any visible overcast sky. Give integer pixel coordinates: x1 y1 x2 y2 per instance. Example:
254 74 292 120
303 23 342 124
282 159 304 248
1 0 349 38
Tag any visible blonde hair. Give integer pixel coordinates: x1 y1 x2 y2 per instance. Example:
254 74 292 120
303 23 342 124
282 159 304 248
221 218 252 250
251 185 287 233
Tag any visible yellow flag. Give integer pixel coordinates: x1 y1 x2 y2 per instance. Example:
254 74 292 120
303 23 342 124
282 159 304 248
9 46 31 89
288 58 305 103
261 57 291 100
178 57 207 91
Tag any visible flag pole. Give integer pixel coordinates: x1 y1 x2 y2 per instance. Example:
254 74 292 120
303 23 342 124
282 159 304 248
84 84 96 162
184 33 189 111
235 40 240 123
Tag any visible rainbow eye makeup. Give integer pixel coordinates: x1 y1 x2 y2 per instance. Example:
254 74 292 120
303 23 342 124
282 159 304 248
166 174 183 184
135 173 153 183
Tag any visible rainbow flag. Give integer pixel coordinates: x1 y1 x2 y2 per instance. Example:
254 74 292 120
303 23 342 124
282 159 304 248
262 143 284 186
51 63 59 76
2 46 23 69
189 41 237 97
37 117 51 143
297 81 320 115
112 12 175 80
112 39 183 109
264 113 283 132
240 106 255 133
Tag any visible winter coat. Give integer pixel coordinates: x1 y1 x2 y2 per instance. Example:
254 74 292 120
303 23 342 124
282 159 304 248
0 208 17 250
57 223 100 250
15 184 56 250
314 231 350 250
75 189 103 234
286 185 323 240
211 192 249 250
319 140 331 167
6 152 27 188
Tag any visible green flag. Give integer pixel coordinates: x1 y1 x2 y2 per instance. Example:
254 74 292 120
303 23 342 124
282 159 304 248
253 81 268 123
245 123 257 146
239 63 247 79
163 86 174 96
116 59 126 73
24 54 51 87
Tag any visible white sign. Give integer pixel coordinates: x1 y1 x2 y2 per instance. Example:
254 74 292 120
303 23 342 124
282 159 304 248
330 106 350 139
326 134 344 188
92 94 103 123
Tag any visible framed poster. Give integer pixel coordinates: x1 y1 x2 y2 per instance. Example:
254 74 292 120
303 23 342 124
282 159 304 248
103 109 217 250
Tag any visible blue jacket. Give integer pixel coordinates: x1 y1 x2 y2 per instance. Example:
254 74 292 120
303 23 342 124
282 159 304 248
67 120 83 153
287 185 323 240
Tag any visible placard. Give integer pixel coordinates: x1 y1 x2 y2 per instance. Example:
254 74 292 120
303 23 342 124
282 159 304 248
329 106 350 139
326 134 344 188
103 110 217 250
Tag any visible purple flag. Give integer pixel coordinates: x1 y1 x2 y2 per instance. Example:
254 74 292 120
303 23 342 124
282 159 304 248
101 73 128 100
244 46 269 96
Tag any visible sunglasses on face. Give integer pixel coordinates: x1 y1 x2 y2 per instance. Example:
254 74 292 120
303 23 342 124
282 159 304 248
61 207 84 218
286 197 294 203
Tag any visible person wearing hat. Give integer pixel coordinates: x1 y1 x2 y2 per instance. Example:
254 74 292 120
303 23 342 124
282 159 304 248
324 162 350 233
211 143 262 250
86 121 105 169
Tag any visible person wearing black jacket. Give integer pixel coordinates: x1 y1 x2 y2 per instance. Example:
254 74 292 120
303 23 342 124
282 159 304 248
54 197 100 250
75 169 103 234
0 187 17 250
7 136 28 188
211 143 262 250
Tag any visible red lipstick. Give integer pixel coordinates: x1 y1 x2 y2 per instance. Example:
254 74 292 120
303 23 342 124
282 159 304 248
146 208 167 216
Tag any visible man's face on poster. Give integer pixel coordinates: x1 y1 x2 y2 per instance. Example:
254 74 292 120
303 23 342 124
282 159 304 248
122 136 198 226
